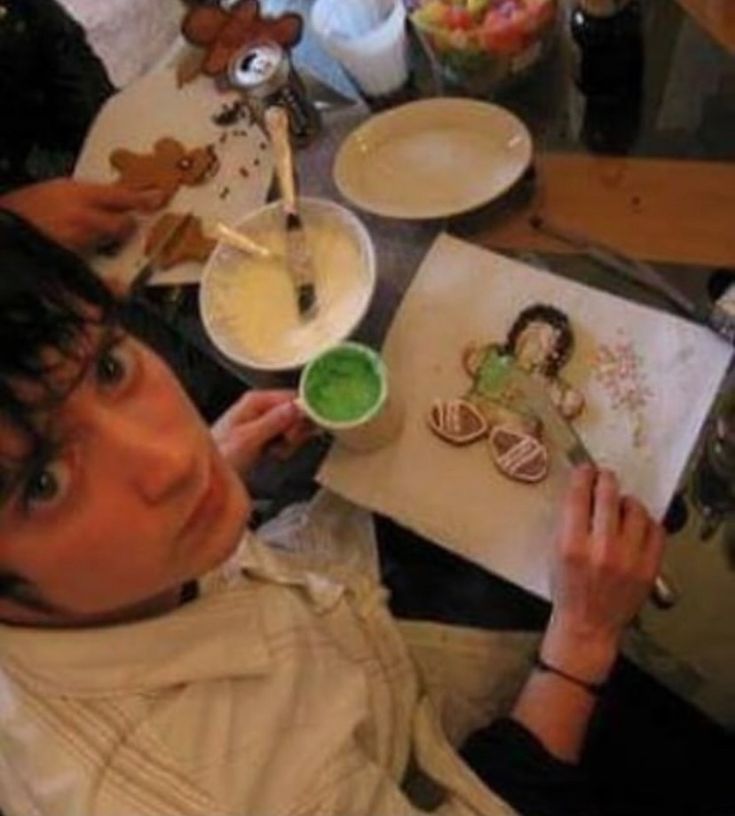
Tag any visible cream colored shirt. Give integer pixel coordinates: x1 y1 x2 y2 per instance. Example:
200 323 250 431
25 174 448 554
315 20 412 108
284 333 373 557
0 493 536 816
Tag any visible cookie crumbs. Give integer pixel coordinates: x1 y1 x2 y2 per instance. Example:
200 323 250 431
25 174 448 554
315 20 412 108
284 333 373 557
212 100 250 127
219 186 231 200
254 158 261 167
238 167 250 179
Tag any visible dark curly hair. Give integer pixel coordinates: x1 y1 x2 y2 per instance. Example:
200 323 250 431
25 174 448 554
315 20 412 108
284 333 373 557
0 209 120 440
0 210 121 608
504 303 574 378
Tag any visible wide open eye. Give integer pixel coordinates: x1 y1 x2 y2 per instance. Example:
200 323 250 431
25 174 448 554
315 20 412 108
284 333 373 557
22 459 71 513
95 337 137 390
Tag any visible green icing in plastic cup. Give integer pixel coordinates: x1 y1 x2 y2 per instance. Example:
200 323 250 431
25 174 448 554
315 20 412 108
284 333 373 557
302 344 385 425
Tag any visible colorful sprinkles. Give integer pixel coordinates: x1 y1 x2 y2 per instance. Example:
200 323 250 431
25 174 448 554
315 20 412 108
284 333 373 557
592 335 653 448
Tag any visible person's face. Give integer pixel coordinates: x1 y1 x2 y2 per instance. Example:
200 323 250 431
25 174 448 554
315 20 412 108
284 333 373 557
0 329 249 626
514 320 561 371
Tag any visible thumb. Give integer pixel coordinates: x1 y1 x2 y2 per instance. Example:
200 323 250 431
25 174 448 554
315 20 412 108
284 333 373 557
93 183 167 212
247 400 300 448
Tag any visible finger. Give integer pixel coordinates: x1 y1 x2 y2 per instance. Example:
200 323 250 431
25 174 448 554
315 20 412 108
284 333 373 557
641 521 667 583
225 390 297 424
283 418 316 445
559 465 595 556
89 183 167 213
269 437 303 461
592 469 620 545
80 209 138 248
245 400 301 449
620 496 649 552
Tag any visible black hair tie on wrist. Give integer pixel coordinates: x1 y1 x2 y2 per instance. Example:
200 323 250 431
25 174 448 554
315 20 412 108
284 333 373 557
533 653 607 697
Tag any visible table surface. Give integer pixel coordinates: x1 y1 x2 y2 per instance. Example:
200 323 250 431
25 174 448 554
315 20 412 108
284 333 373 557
167 0 735 726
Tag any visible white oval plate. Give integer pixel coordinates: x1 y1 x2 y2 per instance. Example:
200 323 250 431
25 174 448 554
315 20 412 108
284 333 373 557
334 98 533 220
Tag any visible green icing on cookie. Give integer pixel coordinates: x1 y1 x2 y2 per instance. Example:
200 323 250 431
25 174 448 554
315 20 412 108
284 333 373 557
475 347 514 397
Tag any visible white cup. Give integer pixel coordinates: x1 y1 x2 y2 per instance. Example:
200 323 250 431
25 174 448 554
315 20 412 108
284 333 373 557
299 342 403 452
311 0 410 99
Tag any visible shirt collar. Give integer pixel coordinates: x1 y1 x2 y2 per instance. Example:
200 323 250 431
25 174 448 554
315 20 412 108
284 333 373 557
0 537 273 698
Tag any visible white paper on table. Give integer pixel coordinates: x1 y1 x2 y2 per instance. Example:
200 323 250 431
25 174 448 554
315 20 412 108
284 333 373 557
74 44 273 287
318 234 733 600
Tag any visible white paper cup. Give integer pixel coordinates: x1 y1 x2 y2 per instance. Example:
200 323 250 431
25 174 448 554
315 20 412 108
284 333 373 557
311 0 410 98
299 342 403 452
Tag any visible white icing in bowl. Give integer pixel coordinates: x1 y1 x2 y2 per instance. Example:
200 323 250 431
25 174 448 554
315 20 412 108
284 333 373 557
200 198 376 371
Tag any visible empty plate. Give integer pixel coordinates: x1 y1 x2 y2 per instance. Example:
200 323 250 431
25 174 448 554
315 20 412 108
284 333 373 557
334 98 533 220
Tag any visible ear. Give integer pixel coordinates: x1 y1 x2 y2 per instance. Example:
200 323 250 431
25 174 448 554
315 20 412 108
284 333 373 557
181 5 229 46
229 0 261 29
109 148 135 173
263 12 304 48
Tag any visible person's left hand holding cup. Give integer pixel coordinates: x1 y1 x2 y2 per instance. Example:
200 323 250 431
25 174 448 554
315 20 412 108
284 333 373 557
212 390 314 479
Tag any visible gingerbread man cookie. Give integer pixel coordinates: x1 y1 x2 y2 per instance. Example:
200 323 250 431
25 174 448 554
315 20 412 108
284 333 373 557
110 138 219 203
181 0 303 79
144 213 216 269
463 305 585 421
428 304 585 485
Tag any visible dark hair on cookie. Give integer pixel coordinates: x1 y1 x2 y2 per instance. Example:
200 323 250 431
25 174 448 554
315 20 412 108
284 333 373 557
504 303 574 378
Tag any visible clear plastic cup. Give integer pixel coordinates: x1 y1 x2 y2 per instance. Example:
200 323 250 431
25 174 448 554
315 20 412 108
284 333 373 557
311 0 410 99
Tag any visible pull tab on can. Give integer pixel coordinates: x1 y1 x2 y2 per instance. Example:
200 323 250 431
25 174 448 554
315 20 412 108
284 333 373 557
228 41 321 148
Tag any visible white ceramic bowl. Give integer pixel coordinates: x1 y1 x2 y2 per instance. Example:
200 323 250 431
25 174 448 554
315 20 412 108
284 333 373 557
199 197 376 372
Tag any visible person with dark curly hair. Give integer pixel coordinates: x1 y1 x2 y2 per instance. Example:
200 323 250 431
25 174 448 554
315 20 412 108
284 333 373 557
0 213 671 816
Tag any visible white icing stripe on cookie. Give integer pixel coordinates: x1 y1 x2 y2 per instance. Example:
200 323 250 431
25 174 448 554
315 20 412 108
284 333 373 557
429 398 488 445
496 436 539 473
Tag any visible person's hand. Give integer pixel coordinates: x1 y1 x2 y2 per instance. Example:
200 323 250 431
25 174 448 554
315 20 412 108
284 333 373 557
0 178 164 255
542 466 666 684
211 390 313 478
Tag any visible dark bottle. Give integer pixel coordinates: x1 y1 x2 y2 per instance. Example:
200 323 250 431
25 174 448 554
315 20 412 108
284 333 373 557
570 0 644 153
571 0 643 97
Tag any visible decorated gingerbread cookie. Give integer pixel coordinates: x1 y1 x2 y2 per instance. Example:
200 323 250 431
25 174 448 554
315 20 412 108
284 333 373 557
489 425 549 483
463 305 584 421
144 213 216 269
428 399 489 445
181 0 303 80
428 304 584 485
110 138 219 203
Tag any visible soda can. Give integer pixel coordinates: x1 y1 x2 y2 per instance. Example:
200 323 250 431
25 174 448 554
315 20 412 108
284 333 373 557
228 41 321 148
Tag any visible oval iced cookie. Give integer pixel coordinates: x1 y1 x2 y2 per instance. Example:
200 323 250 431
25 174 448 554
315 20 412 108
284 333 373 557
428 399 489 445
489 425 549 483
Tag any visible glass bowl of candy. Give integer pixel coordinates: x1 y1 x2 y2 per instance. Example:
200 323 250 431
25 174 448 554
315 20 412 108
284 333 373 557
408 0 558 97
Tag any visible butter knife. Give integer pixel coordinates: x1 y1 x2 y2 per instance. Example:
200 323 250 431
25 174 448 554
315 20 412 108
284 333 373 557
506 365 593 468
506 364 678 609
530 215 735 345
264 105 317 318
130 212 195 294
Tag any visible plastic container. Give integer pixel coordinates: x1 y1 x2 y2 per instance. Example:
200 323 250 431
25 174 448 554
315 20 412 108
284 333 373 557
408 0 558 97
311 0 410 99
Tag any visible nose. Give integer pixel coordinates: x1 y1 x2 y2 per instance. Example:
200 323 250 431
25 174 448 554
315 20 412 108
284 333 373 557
102 410 197 504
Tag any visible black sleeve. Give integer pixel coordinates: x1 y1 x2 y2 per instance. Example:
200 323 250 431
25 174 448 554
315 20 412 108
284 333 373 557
460 718 598 816
30 0 115 154
0 0 114 191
